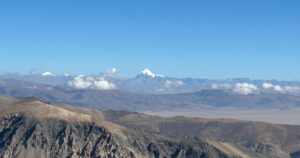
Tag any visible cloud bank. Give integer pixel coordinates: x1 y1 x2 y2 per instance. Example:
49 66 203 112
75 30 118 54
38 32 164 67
211 83 232 90
164 80 185 89
94 79 117 90
262 83 274 89
261 82 299 93
68 75 116 90
233 83 258 95
211 82 300 95
67 76 93 89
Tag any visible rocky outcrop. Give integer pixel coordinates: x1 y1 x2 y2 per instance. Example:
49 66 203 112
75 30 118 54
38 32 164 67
124 130 230 158
0 114 135 158
0 113 235 158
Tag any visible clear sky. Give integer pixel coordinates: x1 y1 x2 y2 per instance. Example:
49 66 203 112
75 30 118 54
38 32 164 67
0 0 299 80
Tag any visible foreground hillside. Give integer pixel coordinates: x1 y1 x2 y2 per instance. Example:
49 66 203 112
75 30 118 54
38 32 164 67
0 97 298 157
0 98 261 158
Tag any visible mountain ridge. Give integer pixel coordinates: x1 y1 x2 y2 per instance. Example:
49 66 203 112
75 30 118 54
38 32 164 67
0 97 272 158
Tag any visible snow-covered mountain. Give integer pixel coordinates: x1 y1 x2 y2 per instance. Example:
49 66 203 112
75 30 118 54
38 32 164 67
136 69 164 78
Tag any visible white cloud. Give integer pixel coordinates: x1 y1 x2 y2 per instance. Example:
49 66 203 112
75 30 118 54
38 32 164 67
262 83 274 89
284 86 300 93
274 85 283 92
41 72 55 77
211 83 232 89
164 80 185 89
233 83 258 95
67 76 92 89
68 76 116 90
262 83 300 93
93 78 116 90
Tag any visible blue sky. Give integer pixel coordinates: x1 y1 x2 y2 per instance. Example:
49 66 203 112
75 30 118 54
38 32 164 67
0 0 299 80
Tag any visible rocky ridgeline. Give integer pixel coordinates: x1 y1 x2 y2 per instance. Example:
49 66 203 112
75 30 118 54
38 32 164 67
0 114 231 158
0 114 135 158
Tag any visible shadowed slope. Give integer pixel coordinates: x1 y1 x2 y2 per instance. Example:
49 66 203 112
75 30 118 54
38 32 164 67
104 110 300 157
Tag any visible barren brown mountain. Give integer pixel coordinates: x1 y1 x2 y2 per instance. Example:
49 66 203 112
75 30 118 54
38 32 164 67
0 97 299 158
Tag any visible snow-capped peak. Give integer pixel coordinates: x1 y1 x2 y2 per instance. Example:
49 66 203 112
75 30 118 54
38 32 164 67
41 72 55 77
138 69 163 78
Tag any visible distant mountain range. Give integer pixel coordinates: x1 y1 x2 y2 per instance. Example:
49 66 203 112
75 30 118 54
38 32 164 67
1 70 300 112
1 69 300 95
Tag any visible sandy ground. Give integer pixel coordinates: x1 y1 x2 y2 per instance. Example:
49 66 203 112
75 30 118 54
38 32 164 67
144 108 300 125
